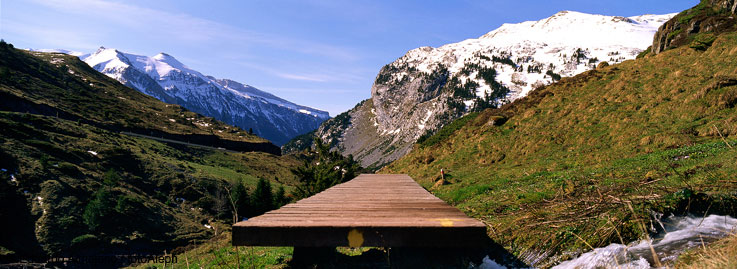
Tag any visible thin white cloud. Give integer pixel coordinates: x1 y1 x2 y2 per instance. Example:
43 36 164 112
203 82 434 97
236 61 365 83
24 0 360 61
264 87 362 94
275 73 330 82
2 19 101 50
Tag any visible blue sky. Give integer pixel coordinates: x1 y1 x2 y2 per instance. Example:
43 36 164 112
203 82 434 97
2 0 696 116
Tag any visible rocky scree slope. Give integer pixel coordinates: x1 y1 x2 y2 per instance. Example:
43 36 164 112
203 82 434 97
83 47 329 146
286 11 673 168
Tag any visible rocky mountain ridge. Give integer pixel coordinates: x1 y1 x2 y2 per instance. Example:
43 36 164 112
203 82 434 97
287 11 674 168
80 47 330 146
652 0 737 54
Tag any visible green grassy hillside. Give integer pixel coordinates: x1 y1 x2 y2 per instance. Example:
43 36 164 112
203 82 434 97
0 42 279 154
383 29 737 266
0 43 300 262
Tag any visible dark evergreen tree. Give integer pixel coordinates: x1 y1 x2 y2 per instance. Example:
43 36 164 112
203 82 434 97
82 189 114 231
273 186 288 208
231 180 250 220
251 178 273 216
291 138 361 199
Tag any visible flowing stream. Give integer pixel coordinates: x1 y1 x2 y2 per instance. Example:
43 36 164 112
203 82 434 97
552 214 737 269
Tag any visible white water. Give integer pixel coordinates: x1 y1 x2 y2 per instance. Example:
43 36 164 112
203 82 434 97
553 214 737 269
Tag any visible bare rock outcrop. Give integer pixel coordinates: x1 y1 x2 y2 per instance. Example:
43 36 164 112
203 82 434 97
652 0 737 54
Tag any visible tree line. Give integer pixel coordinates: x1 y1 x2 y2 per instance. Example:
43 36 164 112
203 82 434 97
225 177 289 224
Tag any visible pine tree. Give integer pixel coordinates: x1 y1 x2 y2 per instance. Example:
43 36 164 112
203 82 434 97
231 181 250 220
83 189 114 231
251 178 273 216
273 186 287 208
291 138 361 199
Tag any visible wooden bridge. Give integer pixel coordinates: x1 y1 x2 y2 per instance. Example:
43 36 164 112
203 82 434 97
232 174 487 248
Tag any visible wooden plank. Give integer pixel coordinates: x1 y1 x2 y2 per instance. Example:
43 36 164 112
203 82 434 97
232 174 487 247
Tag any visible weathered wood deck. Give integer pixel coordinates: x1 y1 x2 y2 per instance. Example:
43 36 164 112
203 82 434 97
232 174 487 247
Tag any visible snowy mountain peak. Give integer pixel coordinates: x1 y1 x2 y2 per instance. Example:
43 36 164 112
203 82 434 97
39 47 331 145
315 11 676 167
27 48 89 58
151 52 187 71
480 12 674 48
393 11 675 100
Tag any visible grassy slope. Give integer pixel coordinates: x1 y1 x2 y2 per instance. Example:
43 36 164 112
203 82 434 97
676 232 737 268
127 229 292 269
0 47 267 144
0 46 300 260
382 31 737 266
0 110 299 258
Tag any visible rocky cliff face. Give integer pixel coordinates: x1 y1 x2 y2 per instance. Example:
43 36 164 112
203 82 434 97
286 11 673 168
652 0 737 54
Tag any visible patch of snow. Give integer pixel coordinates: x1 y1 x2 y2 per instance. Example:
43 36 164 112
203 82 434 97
391 12 675 104
27 48 87 57
168 119 176 123
476 256 509 269
418 110 434 130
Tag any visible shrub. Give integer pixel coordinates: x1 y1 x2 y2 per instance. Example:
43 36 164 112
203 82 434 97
637 46 652 59
83 189 115 231
546 70 562 81
70 234 98 246
690 33 717 51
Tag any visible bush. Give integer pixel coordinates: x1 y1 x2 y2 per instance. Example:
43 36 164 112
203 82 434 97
83 189 115 231
56 162 79 176
545 70 562 81
70 234 98 246
636 46 652 59
115 195 140 215
690 33 717 51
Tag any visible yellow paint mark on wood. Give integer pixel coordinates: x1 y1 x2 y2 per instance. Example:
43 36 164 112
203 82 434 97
347 229 364 247
434 218 463 227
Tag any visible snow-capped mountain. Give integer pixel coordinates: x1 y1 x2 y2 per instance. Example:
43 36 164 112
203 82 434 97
391 11 674 102
293 11 675 168
82 47 330 145
28 48 90 58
